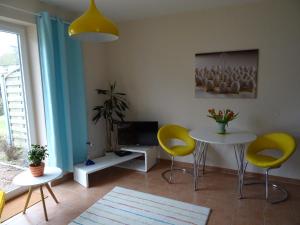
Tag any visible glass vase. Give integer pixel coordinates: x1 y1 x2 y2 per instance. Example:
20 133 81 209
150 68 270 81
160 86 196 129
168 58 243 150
217 122 227 134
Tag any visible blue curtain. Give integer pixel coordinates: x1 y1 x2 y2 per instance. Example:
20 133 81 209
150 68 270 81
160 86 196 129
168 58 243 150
36 12 88 171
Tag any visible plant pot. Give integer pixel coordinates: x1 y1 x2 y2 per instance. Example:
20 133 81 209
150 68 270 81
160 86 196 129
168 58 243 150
217 122 227 134
29 162 45 177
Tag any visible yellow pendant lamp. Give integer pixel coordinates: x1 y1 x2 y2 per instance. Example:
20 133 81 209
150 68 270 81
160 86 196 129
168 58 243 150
68 0 119 42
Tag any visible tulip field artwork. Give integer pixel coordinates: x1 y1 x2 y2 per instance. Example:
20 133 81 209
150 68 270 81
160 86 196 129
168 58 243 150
195 49 258 98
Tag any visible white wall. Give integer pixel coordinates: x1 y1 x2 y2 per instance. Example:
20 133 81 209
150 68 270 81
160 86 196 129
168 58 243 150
82 43 108 158
105 0 300 179
2 0 300 179
0 0 76 23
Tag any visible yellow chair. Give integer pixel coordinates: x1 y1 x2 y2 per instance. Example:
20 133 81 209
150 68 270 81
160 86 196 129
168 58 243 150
157 124 196 187
0 190 5 218
245 132 296 203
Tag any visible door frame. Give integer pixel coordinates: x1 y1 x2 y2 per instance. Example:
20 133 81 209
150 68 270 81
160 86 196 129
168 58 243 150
0 21 37 199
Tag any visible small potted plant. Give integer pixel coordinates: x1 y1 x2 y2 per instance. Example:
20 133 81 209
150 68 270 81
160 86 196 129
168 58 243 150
207 109 238 134
28 144 48 177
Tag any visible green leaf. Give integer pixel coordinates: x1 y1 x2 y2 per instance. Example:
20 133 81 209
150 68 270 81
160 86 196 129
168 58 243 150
115 92 126 95
28 145 48 166
93 81 128 124
96 89 108 95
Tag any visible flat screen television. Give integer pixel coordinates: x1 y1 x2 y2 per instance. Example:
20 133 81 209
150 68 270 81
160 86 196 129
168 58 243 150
117 121 159 146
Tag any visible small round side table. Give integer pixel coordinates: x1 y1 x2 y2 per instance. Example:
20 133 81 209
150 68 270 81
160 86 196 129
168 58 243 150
13 167 62 221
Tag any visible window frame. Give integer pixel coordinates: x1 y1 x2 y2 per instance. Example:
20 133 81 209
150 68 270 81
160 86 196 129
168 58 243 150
0 20 37 200
0 20 37 148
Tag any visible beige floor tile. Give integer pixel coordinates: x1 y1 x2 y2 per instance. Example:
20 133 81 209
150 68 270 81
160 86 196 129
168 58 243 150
3 161 300 225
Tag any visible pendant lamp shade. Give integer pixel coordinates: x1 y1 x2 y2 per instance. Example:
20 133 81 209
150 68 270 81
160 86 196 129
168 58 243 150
68 0 119 42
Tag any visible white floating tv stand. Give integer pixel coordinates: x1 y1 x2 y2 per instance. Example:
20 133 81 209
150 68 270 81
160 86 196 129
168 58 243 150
74 146 158 188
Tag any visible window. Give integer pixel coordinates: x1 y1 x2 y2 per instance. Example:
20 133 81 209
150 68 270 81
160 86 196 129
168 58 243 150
0 21 36 199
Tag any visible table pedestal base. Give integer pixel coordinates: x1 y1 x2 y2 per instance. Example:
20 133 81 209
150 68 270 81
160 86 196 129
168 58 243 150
23 183 59 221
193 141 209 190
194 141 247 198
234 144 247 199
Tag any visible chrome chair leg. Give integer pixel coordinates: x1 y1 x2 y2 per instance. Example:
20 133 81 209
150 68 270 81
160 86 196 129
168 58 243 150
170 156 174 183
193 151 198 190
244 167 289 204
161 156 193 184
265 168 288 203
269 183 288 204
265 168 269 200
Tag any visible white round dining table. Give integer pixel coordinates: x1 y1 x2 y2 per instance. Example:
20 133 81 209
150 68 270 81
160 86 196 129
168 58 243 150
189 128 257 198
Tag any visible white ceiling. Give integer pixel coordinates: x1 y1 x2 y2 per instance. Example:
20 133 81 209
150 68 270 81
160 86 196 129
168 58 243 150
41 0 261 22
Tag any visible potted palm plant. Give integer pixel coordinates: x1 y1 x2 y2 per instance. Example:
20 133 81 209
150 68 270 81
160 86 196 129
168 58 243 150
28 144 48 177
93 82 129 152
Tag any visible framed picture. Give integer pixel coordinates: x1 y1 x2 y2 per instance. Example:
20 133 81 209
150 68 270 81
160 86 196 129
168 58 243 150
195 49 258 98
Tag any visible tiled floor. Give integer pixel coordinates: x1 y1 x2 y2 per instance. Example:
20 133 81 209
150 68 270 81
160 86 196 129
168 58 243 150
3 161 300 225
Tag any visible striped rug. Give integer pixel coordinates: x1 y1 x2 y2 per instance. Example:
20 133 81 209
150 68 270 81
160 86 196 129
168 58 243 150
69 186 211 225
